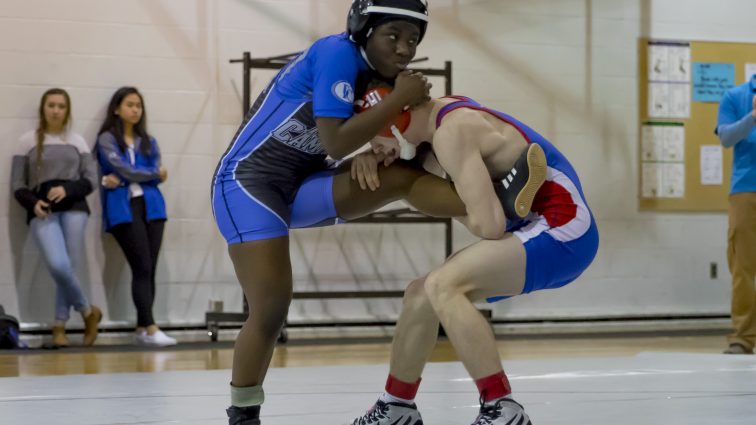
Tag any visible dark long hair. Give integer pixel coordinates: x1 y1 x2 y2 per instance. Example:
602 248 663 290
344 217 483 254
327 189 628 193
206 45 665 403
97 86 152 155
36 88 72 170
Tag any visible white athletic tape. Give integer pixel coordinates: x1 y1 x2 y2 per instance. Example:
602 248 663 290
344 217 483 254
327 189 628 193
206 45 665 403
390 125 416 160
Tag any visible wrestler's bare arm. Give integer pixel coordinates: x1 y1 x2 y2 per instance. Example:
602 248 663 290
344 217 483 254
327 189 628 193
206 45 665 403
433 122 506 240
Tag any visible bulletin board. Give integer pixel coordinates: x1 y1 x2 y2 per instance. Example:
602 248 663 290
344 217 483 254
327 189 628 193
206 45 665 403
638 38 756 212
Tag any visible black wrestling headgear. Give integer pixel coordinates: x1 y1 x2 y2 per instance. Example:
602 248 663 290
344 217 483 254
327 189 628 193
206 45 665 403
346 0 429 47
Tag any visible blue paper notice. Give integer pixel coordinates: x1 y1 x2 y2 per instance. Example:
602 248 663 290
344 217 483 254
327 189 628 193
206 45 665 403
692 62 735 102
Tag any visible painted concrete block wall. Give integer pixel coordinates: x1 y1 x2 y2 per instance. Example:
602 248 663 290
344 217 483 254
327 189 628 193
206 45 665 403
1 0 751 327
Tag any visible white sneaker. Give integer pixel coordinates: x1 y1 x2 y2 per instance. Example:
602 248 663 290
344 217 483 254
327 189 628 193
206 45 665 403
135 330 177 347
134 330 147 345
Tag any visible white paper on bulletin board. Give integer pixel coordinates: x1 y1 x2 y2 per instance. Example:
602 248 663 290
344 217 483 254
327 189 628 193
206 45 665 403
648 42 691 83
648 83 669 118
642 163 663 198
647 41 691 119
642 162 685 198
642 125 664 160
641 124 685 162
746 63 756 81
641 121 685 198
663 126 685 161
662 163 685 198
648 81 690 119
700 145 723 185
648 44 670 81
668 84 691 118
667 45 691 82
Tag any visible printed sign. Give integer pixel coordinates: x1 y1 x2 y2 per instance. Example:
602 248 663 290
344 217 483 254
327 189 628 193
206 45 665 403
692 62 735 102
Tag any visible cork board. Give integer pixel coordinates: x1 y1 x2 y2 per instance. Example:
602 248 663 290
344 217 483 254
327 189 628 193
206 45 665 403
638 38 756 211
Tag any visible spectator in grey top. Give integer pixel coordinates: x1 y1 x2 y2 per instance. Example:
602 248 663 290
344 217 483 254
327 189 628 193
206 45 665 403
11 88 102 347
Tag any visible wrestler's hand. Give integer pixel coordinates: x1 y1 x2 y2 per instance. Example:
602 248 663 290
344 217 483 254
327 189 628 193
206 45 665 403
369 137 400 166
394 70 432 109
351 151 386 191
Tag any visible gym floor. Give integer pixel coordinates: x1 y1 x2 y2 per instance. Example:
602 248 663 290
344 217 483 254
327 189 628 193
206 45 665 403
1 333 754 424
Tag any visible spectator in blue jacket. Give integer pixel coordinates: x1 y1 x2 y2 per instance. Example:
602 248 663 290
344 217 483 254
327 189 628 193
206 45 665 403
95 86 175 347
11 88 102 347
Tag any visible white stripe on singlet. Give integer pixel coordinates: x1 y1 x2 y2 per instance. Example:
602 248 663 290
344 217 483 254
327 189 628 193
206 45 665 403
513 167 591 244
227 101 309 228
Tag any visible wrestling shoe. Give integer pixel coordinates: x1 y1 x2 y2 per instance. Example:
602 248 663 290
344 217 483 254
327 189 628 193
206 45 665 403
350 399 423 425
497 143 547 219
471 397 532 425
227 405 261 425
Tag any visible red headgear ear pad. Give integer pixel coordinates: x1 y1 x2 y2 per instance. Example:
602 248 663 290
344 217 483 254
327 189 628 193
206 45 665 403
354 86 412 137
355 86 417 159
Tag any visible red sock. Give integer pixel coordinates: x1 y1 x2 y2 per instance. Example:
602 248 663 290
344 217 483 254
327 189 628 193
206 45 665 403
385 375 421 400
475 371 511 402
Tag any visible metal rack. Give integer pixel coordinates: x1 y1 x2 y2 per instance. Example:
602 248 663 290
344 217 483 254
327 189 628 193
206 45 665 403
206 51 454 342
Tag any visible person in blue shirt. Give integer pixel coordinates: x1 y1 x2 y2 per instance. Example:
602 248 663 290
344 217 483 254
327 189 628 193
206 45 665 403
211 1 474 424
717 73 756 355
95 87 176 348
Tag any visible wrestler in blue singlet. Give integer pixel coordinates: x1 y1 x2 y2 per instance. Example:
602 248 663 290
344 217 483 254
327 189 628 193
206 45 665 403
212 34 369 244
435 96 599 297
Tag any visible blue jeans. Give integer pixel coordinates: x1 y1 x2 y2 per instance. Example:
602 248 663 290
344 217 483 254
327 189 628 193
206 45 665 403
30 211 90 322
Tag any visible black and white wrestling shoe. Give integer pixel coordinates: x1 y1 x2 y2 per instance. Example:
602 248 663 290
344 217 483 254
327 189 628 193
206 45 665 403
471 397 532 425
350 399 423 425
497 143 547 219
226 405 261 425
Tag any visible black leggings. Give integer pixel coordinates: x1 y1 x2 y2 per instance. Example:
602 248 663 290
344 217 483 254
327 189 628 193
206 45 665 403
111 197 165 328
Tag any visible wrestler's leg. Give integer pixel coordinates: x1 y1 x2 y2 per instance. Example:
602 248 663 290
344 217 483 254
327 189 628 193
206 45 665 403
332 159 466 220
424 235 526 379
228 237 292 388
